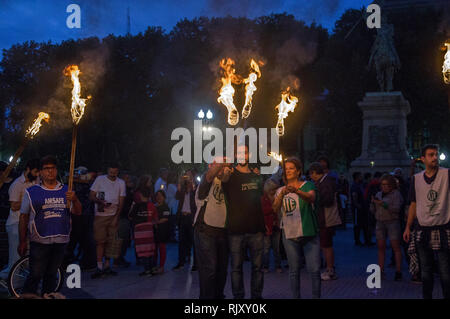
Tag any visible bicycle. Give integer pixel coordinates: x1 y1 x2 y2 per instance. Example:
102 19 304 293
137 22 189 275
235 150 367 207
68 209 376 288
7 256 64 298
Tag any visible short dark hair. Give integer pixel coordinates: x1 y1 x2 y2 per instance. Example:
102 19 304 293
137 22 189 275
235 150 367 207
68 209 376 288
352 171 362 181
317 156 330 169
364 172 372 179
309 162 324 175
26 159 40 171
374 171 382 178
108 162 120 169
40 155 58 169
284 156 303 173
421 144 439 157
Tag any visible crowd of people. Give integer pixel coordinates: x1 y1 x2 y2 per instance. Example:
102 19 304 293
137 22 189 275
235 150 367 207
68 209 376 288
0 143 448 299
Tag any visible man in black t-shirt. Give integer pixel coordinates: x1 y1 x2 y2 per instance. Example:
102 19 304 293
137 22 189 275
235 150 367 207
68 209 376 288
221 144 265 299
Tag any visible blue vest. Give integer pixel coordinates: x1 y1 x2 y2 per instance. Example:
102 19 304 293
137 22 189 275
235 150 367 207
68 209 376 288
26 184 71 238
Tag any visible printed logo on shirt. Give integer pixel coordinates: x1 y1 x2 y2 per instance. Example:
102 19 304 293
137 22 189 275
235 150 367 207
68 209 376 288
43 211 62 219
242 183 258 191
283 197 297 214
43 197 66 210
427 190 438 202
213 184 224 203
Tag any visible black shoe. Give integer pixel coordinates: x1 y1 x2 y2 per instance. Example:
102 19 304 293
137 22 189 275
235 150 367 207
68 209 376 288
103 267 118 276
365 242 376 247
172 263 184 271
355 241 363 246
91 269 105 279
139 270 153 277
191 266 197 272
394 271 402 281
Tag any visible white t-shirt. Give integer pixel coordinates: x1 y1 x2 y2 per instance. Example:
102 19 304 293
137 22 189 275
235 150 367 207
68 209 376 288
90 175 126 216
7 173 37 226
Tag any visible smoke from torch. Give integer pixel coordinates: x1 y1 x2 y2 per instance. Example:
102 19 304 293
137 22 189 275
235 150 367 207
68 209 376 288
217 58 242 126
25 112 50 139
242 59 262 119
443 43 450 84
275 87 298 136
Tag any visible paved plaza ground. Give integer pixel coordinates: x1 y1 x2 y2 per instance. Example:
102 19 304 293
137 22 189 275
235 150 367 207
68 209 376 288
49 225 443 299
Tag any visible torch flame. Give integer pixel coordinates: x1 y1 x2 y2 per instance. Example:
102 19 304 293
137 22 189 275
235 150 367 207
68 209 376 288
275 87 298 137
443 43 450 84
242 59 262 119
268 151 283 162
64 65 89 125
217 58 242 126
25 112 50 138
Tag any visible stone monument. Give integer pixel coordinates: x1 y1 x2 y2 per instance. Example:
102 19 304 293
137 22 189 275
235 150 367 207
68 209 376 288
350 13 412 175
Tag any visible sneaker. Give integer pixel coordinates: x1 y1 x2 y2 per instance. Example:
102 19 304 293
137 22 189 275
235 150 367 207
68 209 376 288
91 269 105 279
103 267 118 276
394 271 402 281
139 270 153 277
172 263 184 271
321 269 338 281
276 267 283 273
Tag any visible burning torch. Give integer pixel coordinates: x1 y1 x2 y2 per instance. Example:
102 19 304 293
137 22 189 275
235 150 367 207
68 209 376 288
0 112 50 188
64 65 90 206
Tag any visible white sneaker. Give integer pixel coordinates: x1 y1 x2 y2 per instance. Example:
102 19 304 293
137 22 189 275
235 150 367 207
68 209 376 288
321 269 338 281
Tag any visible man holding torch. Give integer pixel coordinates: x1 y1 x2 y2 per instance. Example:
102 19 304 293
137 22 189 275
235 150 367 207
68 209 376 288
18 155 82 296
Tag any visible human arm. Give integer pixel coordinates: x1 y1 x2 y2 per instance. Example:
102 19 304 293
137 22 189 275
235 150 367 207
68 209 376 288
66 191 82 215
18 193 31 256
403 201 416 243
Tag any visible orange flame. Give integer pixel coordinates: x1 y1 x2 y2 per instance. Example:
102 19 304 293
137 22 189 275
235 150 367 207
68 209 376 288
242 59 262 119
268 151 283 162
25 112 50 138
217 58 242 125
443 43 450 84
275 87 298 136
64 65 90 125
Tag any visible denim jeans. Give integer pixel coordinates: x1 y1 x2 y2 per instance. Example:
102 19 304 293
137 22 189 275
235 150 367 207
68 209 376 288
0 223 20 279
228 232 264 299
263 228 281 269
416 243 450 299
23 242 67 295
282 231 321 298
194 224 229 299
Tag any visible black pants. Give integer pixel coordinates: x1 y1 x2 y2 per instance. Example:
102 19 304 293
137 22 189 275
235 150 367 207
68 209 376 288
23 242 66 295
194 224 229 299
178 214 195 265
353 209 371 244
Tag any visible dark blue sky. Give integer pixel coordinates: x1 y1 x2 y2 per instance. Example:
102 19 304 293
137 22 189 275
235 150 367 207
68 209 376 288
0 0 372 52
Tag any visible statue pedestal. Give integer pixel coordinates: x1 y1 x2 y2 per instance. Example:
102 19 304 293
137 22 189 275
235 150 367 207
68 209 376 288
350 91 411 175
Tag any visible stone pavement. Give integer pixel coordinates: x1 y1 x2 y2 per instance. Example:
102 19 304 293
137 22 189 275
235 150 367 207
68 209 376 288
59 225 444 299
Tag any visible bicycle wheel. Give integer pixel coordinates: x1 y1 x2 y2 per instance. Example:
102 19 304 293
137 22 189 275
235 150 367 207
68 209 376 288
7 256 64 298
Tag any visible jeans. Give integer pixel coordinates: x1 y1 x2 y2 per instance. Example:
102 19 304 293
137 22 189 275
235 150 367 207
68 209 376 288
0 223 20 278
416 243 450 299
23 242 67 295
228 232 264 299
263 228 281 269
282 231 321 298
178 214 195 265
194 225 229 299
